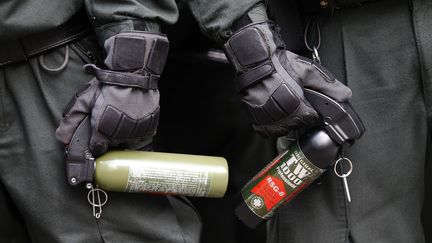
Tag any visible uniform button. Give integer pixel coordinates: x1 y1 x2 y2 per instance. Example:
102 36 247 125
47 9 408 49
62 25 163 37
320 0 329 8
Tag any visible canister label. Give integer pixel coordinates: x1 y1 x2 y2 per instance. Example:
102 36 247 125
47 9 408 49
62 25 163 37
126 164 211 197
241 143 325 219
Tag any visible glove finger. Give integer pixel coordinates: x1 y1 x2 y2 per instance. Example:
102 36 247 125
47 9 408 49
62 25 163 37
89 131 153 157
55 78 99 144
89 104 160 156
89 129 110 157
290 54 352 102
123 137 154 151
246 79 319 138
92 84 160 138
276 130 298 153
92 86 160 122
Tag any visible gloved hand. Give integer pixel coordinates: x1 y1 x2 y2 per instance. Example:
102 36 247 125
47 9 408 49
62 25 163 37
56 31 169 156
223 21 351 138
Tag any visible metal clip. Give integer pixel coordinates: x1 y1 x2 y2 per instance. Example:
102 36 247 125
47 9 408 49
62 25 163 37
304 17 322 64
86 183 108 219
334 156 353 202
312 47 321 64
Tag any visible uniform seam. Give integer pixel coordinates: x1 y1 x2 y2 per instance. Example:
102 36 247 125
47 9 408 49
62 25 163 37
95 219 107 243
335 177 350 243
341 178 351 243
409 0 430 124
338 16 351 243
0 71 6 127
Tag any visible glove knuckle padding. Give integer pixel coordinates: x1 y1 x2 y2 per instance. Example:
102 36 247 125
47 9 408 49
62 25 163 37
98 105 160 139
224 22 318 137
92 85 160 139
247 84 300 124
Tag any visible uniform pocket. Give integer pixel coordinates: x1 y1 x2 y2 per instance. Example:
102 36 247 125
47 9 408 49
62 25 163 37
33 35 101 122
70 34 102 65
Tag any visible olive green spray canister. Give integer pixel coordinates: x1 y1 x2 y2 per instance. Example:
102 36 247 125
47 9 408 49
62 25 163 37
64 116 230 219
65 116 229 198
235 89 366 228
94 151 229 198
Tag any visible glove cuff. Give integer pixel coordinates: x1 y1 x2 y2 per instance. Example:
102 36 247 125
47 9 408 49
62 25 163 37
224 22 284 73
104 31 169 74
224 22 289 93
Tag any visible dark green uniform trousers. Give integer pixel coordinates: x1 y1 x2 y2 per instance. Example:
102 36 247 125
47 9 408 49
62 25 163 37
268 0 431 242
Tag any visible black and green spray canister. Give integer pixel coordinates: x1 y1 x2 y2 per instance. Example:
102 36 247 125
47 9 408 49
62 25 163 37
235 89 365 228
64 116 228 198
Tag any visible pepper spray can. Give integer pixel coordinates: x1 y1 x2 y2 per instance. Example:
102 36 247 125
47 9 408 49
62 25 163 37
235 128 339 228
94 151 229 198
234 89 366 228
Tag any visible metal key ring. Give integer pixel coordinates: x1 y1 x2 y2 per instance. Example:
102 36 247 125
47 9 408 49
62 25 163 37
87 188 108 207
333 157 353 178
312 47 321 64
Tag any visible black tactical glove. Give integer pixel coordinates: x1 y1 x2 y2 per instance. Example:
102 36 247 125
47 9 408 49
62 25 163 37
56 32 169 156
223 21 352 138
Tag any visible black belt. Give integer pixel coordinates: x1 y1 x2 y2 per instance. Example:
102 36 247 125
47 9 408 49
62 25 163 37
0 11 91 67
334 0 379 8
297 0 380 16
297 0 336 16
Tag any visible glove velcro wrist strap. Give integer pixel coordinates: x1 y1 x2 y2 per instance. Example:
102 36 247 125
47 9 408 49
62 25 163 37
235 61 275 92
84 64 158 89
